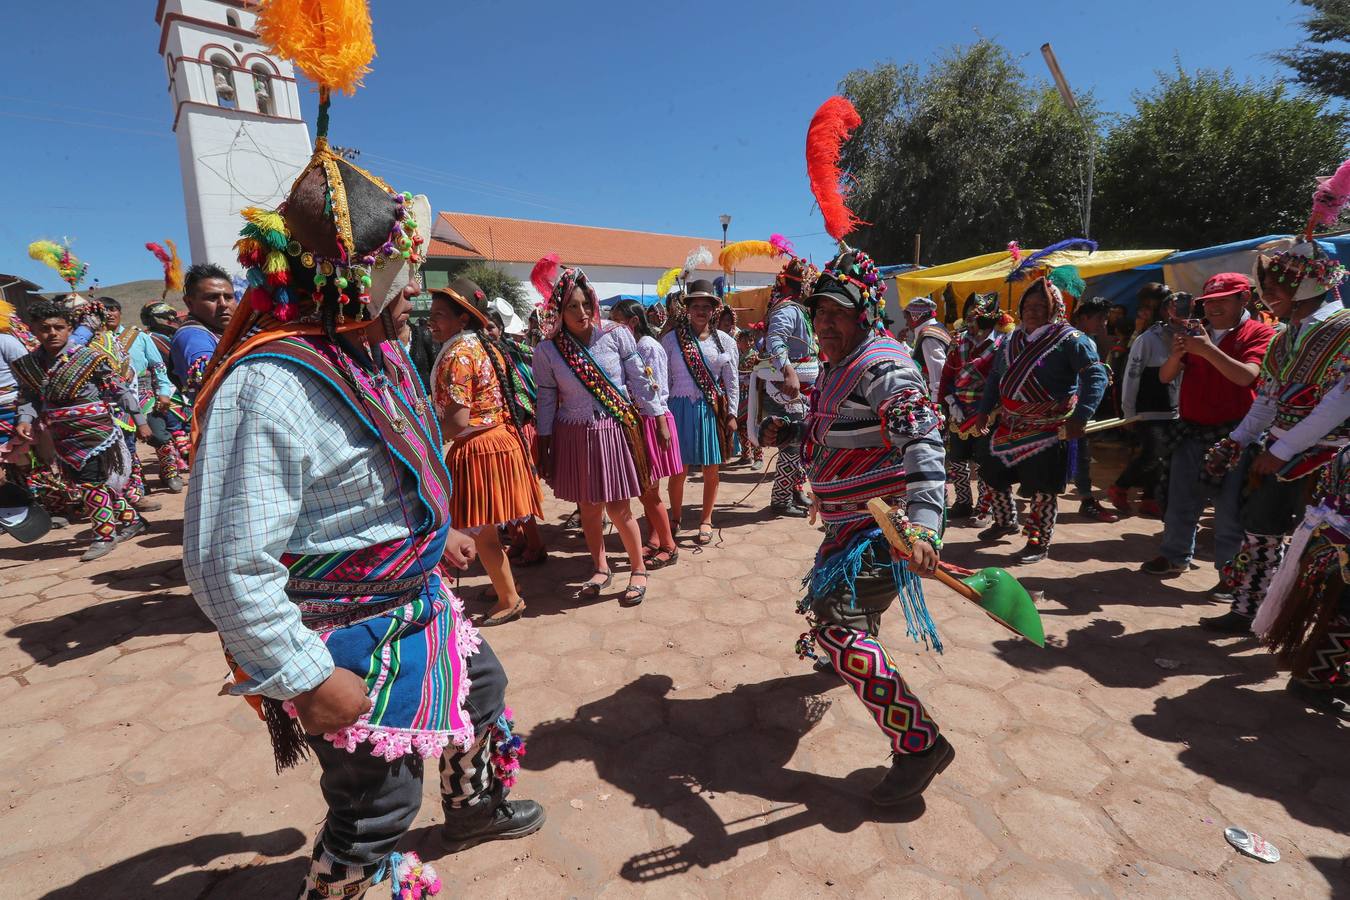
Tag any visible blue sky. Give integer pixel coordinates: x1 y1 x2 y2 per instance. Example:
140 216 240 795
0 0 1316 289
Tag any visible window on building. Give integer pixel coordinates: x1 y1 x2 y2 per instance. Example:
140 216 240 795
226 10 240 27
210 55 236 108
252 64 273 115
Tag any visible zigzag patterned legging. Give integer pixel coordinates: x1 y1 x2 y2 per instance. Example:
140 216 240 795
155 441 184 480
814 624 938 754
80 484 136 541
772 445 807 506
1302 616 1350 686
1226 532 1287 618
1025 492 1058 546
987 485 1017 527
948 460 974 506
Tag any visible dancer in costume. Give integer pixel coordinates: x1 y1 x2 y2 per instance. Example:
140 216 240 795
532 258 663 606
426 278 544 627
183 10 542 894
762 244 953 804
904 294 949 400
938 292 1013 526
1201 239 1350 632
1140 274 1275 588
751 240 819 517
972 276 1108 563
761 96 952 804
0 298 54 544
170 262 236 405
13 300 149 561
1253 447 1350 713
610 298 682 569
662 278 740 543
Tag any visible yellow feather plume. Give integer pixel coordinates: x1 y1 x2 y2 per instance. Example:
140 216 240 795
257 0 375 97
718 240 779 274
241 207 288 235
165 239 184 294
0 298 14 333
656 267 682 299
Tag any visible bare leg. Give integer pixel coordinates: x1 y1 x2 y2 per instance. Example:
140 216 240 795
640 481 676 551
475 527 522 619
521 518 545 558
668 471 687 533
606 499 649 601
579 501 611 579
700 465 720 527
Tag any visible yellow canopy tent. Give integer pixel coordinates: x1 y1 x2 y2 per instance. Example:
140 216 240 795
894 247 1175 311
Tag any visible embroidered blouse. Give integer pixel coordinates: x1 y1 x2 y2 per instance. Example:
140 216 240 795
660 328 741 416
635 334 670 405
532 322 665 436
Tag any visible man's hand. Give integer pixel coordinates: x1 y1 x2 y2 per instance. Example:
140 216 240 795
136 424 154 441
1169 333 1187 359
970 413 990 436
781 366 801 399
1181 330 1216 359
759 417 781 447
291 668 372 735
807 492 821 525
1062 419 1087 440
442 528 478 570
656 415 672 450
893 538 939 577
727 416 738 433
154 395 173 413
1250 449 1286 477
14 422 32 442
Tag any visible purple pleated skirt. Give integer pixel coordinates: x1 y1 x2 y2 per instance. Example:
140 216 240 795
642 411 685 481
551 416 642 504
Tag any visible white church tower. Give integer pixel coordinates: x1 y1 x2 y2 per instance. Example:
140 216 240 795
156 0 312 269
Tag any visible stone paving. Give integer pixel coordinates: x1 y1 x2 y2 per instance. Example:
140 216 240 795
1 452 1347 899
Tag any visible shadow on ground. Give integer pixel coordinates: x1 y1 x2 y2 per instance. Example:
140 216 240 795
38 828 308 899
517 671 924 882
8 591 211 665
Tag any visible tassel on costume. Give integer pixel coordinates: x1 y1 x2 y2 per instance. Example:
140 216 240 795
261 696 311 773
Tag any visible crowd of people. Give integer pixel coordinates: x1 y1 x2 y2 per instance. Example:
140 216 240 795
1 78 1347 898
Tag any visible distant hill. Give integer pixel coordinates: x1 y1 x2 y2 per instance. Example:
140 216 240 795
36 279 178 322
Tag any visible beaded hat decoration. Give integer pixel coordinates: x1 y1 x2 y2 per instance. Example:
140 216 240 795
531 254 600 338
809 246 889 335
963 291 1015 334
1255 238 1346 303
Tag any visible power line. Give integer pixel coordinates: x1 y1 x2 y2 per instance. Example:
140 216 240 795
0 109 171 140
0 93 166 124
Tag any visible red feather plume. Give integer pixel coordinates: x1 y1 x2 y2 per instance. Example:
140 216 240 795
805 96 864 241
531 253 560 300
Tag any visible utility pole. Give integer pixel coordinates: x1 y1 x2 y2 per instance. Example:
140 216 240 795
1041 43 1094 239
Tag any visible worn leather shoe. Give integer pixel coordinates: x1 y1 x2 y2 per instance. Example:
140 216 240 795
442 800 546 853
870 735 955 806
977 523 1019 542
1014 542 1049 564
771 502 808 519
80 539 117 562
948 502 974 520
1199 610 1254 634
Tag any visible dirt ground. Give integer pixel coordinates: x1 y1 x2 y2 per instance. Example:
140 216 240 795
1 448 1346 898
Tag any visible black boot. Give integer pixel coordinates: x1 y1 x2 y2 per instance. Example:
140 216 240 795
869 734 955 805
771 502 808 518
1199 610 1254 634
1014 541 1049 565
948 501 974 520
977 522 1019 542
442 798 546 853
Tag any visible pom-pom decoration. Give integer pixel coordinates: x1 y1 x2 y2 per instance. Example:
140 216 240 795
805 96 865 242
1308 157 1350 236
718 240 782 274
656 266 682 299
28 239 87 288
256 0 375 99
1007 241 1021 265
530 253 560 301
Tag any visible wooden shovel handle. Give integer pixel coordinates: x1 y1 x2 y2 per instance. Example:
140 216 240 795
865 498 981 604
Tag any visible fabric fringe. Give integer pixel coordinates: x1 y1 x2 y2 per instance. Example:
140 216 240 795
261 696 310 773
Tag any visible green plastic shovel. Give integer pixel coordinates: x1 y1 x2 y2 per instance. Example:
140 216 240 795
867 498 1046 647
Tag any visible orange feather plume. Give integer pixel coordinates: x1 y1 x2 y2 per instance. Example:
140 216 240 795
257 0 375 97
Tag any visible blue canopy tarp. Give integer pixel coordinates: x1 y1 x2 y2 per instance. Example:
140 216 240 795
599 293 663 308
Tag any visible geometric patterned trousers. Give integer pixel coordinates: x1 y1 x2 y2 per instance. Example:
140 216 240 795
1226 532 1287 619
814 624 938 755
772 445 807 506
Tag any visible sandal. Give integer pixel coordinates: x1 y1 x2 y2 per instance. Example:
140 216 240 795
621 573 649 607
695 524 714 546
648 546 679 570
576 570 613 600
640 540 662 562
476 601 525 627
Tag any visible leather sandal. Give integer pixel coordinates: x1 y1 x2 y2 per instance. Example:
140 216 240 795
648 546 679 569
576 570 613 600
621 573 649 607
695 524 714 545
476 601 525 627
640 541 662 562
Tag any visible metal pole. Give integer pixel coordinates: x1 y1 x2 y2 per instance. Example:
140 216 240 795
1041 43 1093 240
913 232 922 266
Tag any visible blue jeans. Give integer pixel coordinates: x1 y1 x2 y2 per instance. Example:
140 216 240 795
1158 435 1243 570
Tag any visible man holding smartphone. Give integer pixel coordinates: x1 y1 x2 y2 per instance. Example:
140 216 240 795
1141 274 1275 591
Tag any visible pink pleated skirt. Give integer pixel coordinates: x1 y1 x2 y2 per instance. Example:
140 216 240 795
641 411 685 480
550 416 642 504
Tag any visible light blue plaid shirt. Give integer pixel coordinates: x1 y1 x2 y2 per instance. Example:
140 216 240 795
183 356 420 700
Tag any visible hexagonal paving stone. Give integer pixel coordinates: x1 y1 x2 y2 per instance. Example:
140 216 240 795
669 620 743 659
986 864 1104 899
993 786 1120 871
1001 681 1102 734
1102 784 1231 873
1001 730 1111 796
925 682 1014 736
898 794 1001 881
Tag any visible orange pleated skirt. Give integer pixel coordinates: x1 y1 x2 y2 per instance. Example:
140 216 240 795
445 423 543 530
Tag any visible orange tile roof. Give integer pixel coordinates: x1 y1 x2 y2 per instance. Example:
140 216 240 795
428 212 783 274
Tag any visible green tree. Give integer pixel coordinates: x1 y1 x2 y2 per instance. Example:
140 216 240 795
1275 0 1350 100
1095 67 1348 249
838 41 1099 265
454 261 532 319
